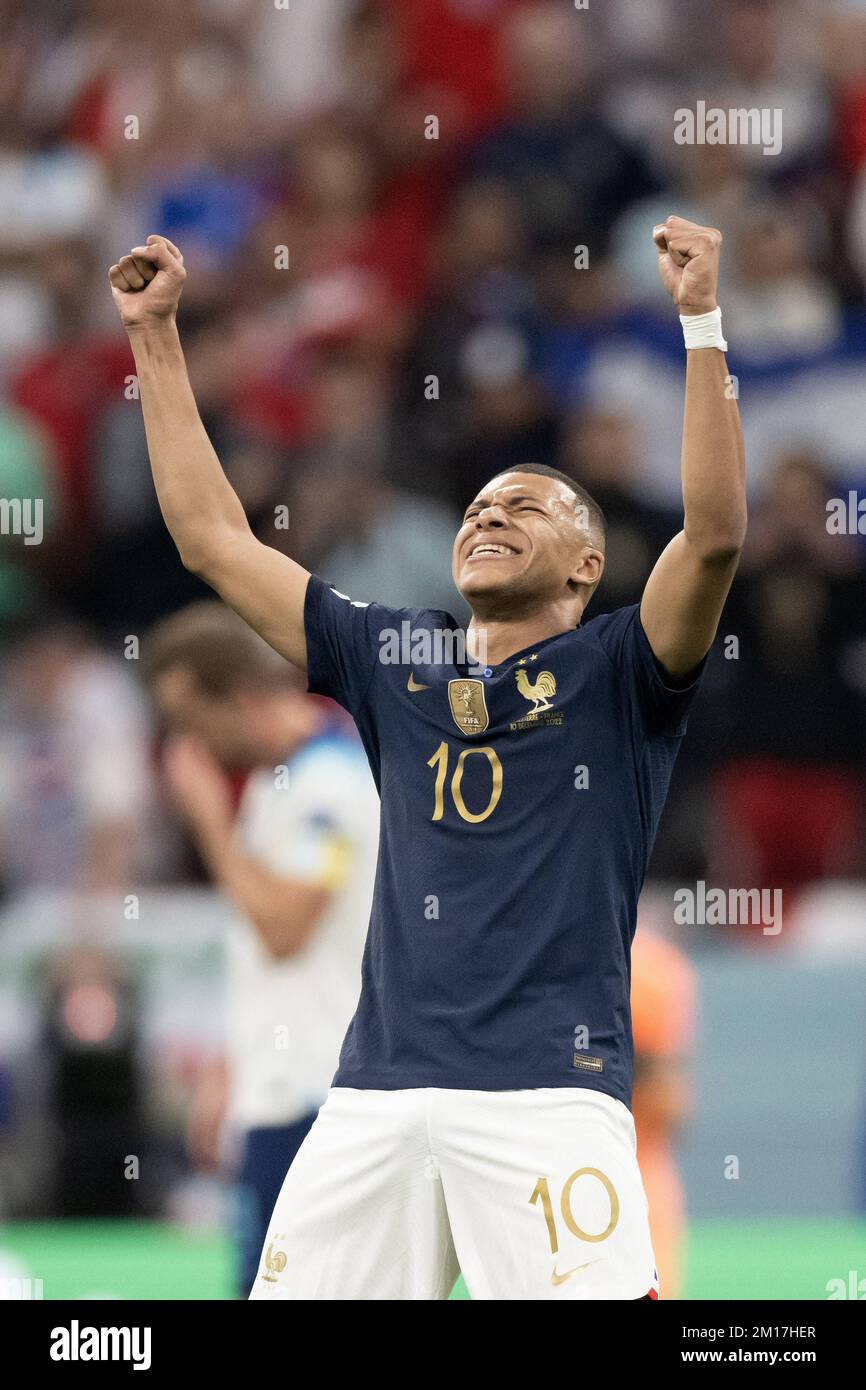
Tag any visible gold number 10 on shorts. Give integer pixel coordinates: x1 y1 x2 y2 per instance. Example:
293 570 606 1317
529 1168 620 1254
427 741 503 824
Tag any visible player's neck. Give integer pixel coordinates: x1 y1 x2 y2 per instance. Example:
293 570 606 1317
466 605 584 667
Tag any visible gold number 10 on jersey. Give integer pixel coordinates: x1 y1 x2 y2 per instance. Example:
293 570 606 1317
427 741 503 824
530 1168 620 1254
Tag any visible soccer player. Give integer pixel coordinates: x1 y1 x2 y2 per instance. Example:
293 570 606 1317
142 602 379 1295
109 215 745 1299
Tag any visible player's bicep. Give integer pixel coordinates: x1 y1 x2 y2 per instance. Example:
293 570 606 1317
640 530 738 680
198 530 311 670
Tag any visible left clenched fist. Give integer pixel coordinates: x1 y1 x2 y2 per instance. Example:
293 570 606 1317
653 215 722 316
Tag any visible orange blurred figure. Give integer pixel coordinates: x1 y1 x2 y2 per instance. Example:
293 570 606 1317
631 929 697 1299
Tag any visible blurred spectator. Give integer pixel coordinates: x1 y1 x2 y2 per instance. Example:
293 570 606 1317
559 406 678 612
692 0 829 174
631 927 696 1299
0 404 57 623
43 946 148 1217
381 0 524 142
610 144 751 307
8 239 133 544
265 352 463 613
250 0 353 120
0 85 108 364
467 2 658 254
691 453 866 892
724 202 840 360
0 618 156 892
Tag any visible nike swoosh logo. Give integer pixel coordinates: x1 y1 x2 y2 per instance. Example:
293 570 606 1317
550 1261 599 1286
407 674 430 692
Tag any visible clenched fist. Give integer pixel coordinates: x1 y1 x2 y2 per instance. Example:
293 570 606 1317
108 234 186 329
653 215 722 316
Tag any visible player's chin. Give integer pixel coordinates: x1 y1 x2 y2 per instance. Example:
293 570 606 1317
457 563 520 601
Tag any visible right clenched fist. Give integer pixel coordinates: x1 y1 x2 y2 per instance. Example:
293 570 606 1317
108 234 186 329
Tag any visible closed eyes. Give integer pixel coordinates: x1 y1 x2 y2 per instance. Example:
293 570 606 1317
463 501 545 521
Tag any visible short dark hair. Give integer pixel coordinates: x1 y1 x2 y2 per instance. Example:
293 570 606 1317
142 601 287 698
488 463 606 545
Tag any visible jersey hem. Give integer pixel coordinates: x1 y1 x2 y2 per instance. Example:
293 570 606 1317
331 1070 630 1108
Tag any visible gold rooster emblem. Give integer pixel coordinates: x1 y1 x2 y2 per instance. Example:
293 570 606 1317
262 1240 288 1283
515 667 556 713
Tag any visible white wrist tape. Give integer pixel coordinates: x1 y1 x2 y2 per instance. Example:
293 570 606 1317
680 306 727 351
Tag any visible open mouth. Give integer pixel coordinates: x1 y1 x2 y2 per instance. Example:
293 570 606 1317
467 541 520 561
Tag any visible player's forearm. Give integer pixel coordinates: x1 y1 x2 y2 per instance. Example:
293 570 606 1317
192 815 327 958
681 348 746 560
127 321 252 573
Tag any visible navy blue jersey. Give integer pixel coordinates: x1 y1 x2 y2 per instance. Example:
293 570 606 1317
304 575 703 1106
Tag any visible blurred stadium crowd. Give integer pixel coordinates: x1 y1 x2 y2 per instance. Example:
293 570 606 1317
1 0 865 897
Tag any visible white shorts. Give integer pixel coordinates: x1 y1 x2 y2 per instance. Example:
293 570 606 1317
248 1086 658 1301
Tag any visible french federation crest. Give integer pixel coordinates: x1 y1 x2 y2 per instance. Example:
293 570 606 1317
448 678 490 735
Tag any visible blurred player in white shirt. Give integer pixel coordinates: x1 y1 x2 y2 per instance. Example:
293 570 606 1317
0 617 155 891
143 601 378 1295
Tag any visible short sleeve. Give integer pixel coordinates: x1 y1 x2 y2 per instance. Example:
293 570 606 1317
586 604 705 738
240 747 374 888
304 575 398 716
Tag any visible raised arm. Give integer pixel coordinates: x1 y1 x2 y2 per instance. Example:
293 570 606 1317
640 217 747 679
108 236 310 669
